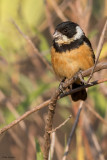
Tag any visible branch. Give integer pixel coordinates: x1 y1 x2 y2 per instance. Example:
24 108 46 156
86 103 107 125
11 19 52 72
62 62 107 90
87 19 107 83
44 0 55 35
48 115 72 133
0 100 49 135
50 0 68 21
83 114 105 160
60 78 107 98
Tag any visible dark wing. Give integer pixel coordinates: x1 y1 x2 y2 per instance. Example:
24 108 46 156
84 36 95 63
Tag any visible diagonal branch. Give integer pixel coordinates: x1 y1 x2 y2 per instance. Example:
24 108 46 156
48 115 72 133
11 19 52 72
60 77 107 98
87 19 107 83
0 100 49 135
85 103 107 125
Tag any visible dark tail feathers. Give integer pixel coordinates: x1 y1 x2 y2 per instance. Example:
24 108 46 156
71 82 87 101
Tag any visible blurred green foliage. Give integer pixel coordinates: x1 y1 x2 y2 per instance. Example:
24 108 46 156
0 0 52 120
89 86 107 117
36 139 43 160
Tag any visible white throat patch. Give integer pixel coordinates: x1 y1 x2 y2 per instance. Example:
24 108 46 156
74 26 83 40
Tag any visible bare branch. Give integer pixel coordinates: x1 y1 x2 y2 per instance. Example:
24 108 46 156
0 100 49 135
83 114 105 160
50 0 68 21
60 78 107 98
44 0 55 35
62 62 107 89
86 103 107 125
11 19 52 72
39 0 69 32
87 19 107 83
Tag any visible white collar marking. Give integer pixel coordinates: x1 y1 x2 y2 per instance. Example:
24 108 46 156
74 26 84 40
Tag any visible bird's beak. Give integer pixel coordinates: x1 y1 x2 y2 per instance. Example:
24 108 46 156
53 31 62 39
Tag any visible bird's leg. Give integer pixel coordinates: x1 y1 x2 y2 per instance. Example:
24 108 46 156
73 70 87 84
59 77 66 93
78 70 87 84
78 70 93 85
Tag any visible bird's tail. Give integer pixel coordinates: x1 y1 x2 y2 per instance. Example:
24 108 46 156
71 81 87 101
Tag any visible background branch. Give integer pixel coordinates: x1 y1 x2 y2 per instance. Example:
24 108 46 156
0 100 49 135
48 115 72 133
85 103 107 125
62 102 84 160
87 19 107 83
11 19 53 72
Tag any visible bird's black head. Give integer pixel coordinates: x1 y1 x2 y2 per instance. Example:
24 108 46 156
56 21 78 38
53 21 84 45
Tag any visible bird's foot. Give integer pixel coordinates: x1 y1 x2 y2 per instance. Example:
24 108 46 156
78 72 87 84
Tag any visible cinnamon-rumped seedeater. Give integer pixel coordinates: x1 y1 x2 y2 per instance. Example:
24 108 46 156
51 21 95 101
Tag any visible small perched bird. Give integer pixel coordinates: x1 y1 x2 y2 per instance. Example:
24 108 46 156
51 21 95 101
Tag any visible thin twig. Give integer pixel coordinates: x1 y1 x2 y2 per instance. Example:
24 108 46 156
44 0 55 35
48 115 72 133
39 0 69 32
86 103 107 125
83 114 105 160
62 102 84 160
87 19 107 83
50 0 68 21
11 19 52 72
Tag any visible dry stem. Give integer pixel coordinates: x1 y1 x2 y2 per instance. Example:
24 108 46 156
48 115 72 133
11 19 52 72
87 19 107 83
86 103 107 125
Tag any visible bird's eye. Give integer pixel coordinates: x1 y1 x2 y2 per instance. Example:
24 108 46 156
64 29 67 32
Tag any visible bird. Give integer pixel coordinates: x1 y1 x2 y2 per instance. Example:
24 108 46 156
51 21 95 101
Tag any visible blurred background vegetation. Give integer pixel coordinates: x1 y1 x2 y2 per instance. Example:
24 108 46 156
0 0 107 160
